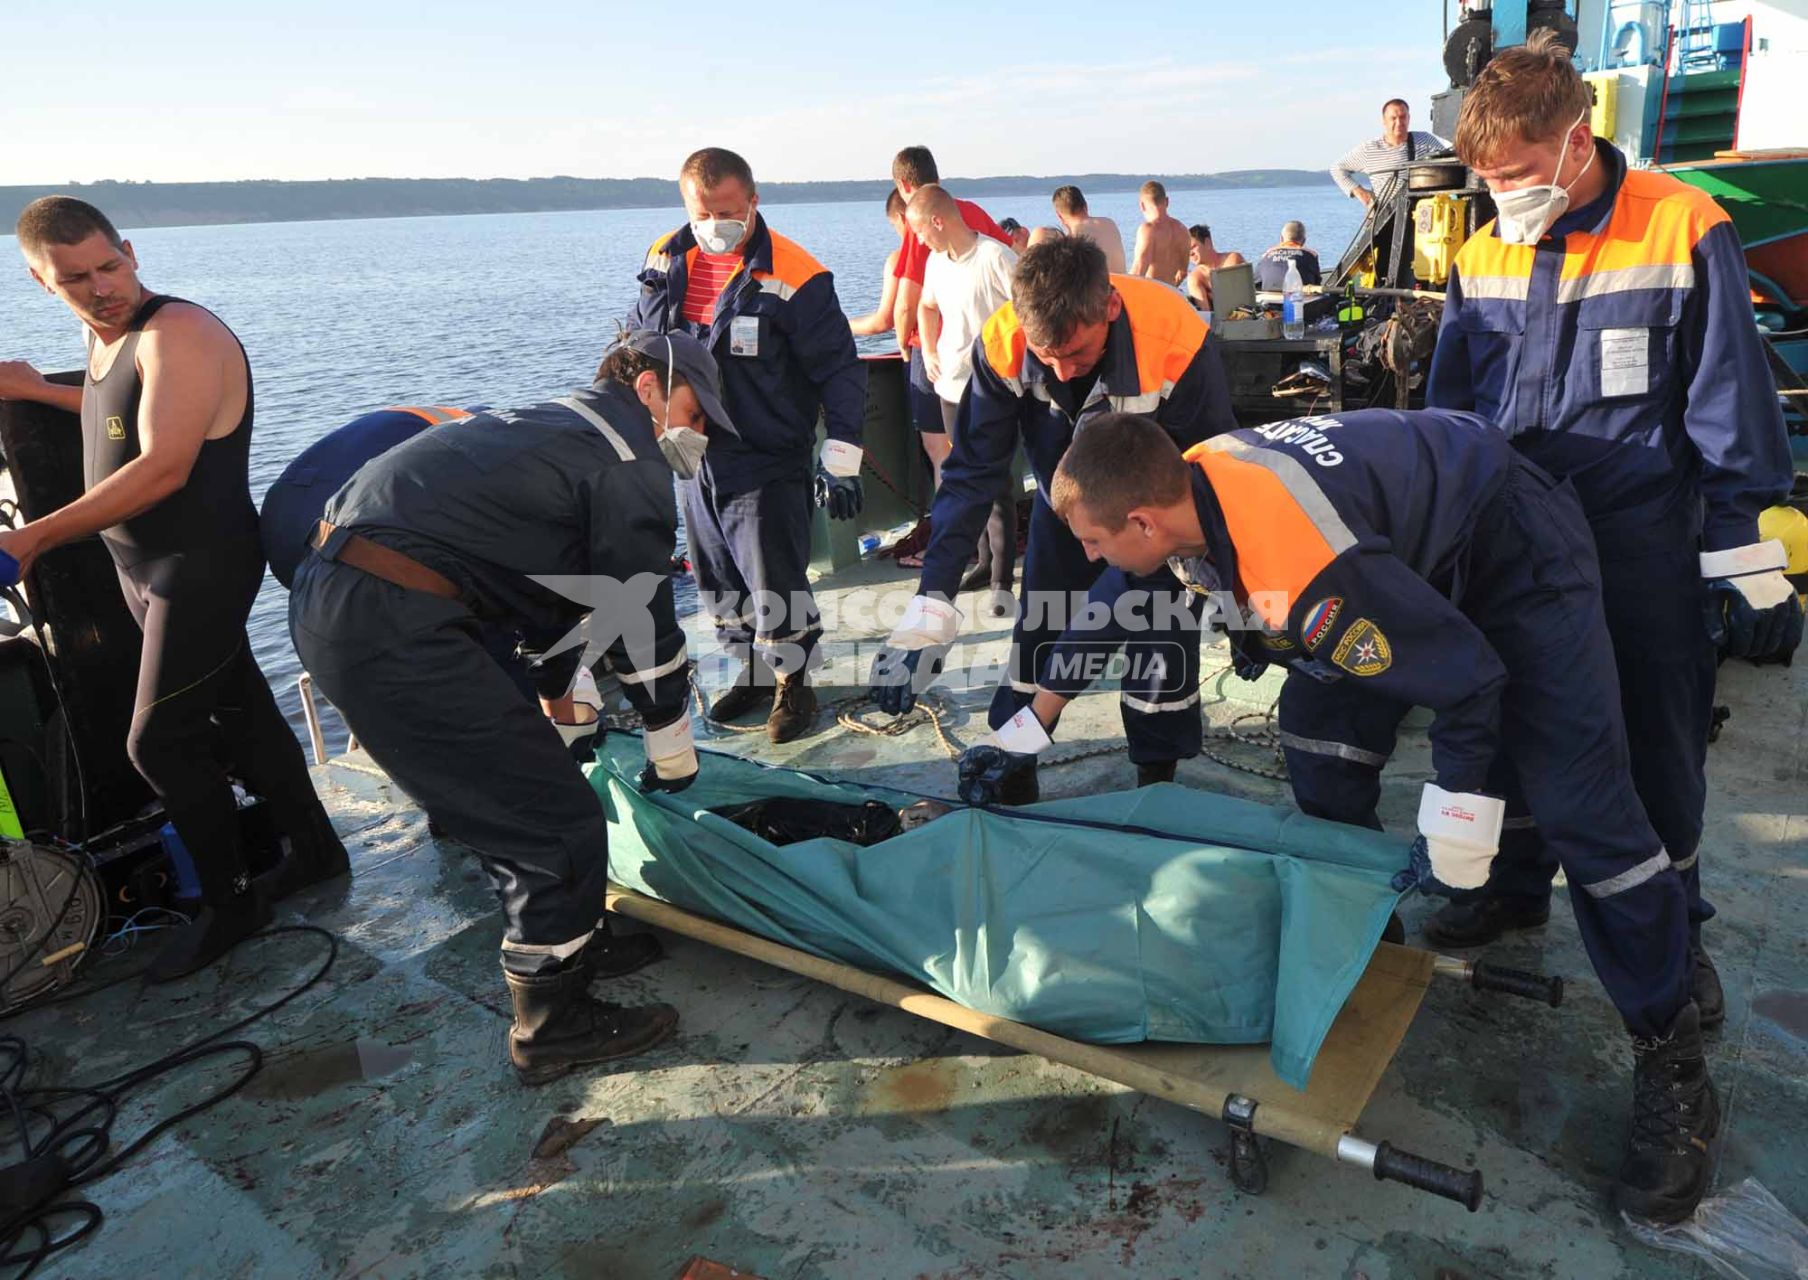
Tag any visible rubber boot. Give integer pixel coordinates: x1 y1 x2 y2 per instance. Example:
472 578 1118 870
767 671 818 744
147 791 273 983
1615 1002 1720 1223
1136 760 1177 787
256 795 351 904
1691 940 1725 1032
503 963 679 1086
708 662 770 723
1420 892 1551 949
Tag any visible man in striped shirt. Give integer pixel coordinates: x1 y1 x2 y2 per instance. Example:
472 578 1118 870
1330 99 1449 209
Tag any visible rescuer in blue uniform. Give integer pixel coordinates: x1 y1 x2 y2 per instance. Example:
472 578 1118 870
868 236 1237 800
262 404 473 590
259 402 555 709
289 332 725 1086
1423 37 1800 1014
625 147 867 744
1025 407 1719 1222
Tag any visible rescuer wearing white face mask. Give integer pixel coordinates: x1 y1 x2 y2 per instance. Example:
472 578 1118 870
1419 33 1798 1224
288 329 736 1087
626 147 868 744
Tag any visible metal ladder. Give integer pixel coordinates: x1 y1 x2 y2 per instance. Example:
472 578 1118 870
1675 0 1719 72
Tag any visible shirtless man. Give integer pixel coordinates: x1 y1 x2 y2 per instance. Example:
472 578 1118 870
0 196 345 981
1129 181 1191 285
1049 186 1126 272
1184 223 1246 311
849 190 908 337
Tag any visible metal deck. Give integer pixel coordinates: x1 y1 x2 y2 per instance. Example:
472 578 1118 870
11 559 1806 1279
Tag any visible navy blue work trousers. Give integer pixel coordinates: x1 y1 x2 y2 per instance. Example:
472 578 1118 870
1276 469 1692 1036
681 468 821 678
996 496 1206 766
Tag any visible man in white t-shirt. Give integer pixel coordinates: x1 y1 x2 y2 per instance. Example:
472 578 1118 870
907 183 1019 608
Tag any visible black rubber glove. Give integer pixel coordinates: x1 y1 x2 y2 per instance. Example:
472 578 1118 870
1389 836 1464 898
814 468 864 522
869 644 947 715
957 744 1036 806
1706 579 1804 660
637 761 697 795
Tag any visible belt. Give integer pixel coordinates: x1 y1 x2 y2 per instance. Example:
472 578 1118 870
310 520 462 601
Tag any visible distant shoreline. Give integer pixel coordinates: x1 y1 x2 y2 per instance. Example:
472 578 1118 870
0 170 1334 233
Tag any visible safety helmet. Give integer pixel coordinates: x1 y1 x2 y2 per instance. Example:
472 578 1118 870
1758 504 1808 604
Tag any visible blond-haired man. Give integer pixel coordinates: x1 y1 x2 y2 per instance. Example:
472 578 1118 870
1424 32 1797 1222
1129 181 1191 285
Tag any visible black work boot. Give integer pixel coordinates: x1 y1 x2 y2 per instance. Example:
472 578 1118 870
1136 760 1177 787
767 672 818 744
1691 940 1726 1032
1421 892 1551 949
577 925 665 984
504 965 679 1086
708 664 771 723
1615 1002 1720 1223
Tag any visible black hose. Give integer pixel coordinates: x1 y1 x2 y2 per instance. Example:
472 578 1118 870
0 924 336 1276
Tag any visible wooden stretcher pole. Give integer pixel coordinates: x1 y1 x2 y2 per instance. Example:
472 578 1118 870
605 883 1348 1156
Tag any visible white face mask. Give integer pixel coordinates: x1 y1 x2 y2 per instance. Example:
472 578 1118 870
1494 111 1595 246
652 336 710 480
690 213 749 255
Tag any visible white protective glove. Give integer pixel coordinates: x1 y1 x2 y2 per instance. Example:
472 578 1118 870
1700 540 1803 659
871 594 961 715
818 439 864 478
1415 783 1506 890
641 710 699 793
551 704 600 755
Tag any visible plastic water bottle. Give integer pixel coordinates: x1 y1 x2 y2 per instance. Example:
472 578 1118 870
1282 259 1306 340
858 533 881 556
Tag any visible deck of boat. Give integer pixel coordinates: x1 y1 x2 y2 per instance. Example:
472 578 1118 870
12 557 1806 1279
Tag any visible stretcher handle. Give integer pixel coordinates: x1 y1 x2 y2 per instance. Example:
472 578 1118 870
1372 1141 1483 1211
1471 960 1565 1008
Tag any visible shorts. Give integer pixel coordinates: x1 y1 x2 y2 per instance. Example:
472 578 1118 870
908 346 944 434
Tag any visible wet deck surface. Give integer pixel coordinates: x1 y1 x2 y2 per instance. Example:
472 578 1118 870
13 559 1806 1279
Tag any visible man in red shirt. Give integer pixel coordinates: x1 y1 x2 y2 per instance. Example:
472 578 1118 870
887 146 1011 558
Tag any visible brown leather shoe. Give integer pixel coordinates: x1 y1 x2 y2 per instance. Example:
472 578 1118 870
708 667 771 722
767 673 818 743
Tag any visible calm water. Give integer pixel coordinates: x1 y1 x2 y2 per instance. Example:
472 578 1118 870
1 185 1360 743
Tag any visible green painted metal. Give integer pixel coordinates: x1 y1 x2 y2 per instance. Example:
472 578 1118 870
1668 157 1808 248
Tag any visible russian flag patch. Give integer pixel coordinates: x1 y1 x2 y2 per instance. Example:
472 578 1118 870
1302 597 1343 650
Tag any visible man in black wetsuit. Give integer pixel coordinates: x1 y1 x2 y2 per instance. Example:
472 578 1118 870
0 196 346 980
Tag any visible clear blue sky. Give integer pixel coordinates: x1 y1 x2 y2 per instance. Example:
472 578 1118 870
0 1 1452 185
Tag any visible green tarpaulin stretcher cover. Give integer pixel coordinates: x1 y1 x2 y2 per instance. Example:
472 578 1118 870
592 737 1410 1090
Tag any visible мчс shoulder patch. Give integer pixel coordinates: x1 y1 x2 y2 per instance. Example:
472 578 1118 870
1331 617 1392 676
1301 596 1342 650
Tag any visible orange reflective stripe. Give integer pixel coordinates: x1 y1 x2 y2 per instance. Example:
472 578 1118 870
643 231 678 270
386 405 461 426
765 232 829 290
1113 275 1207 395
1456 169 1721 298
1186 444 1346 628
980 302 1027 381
